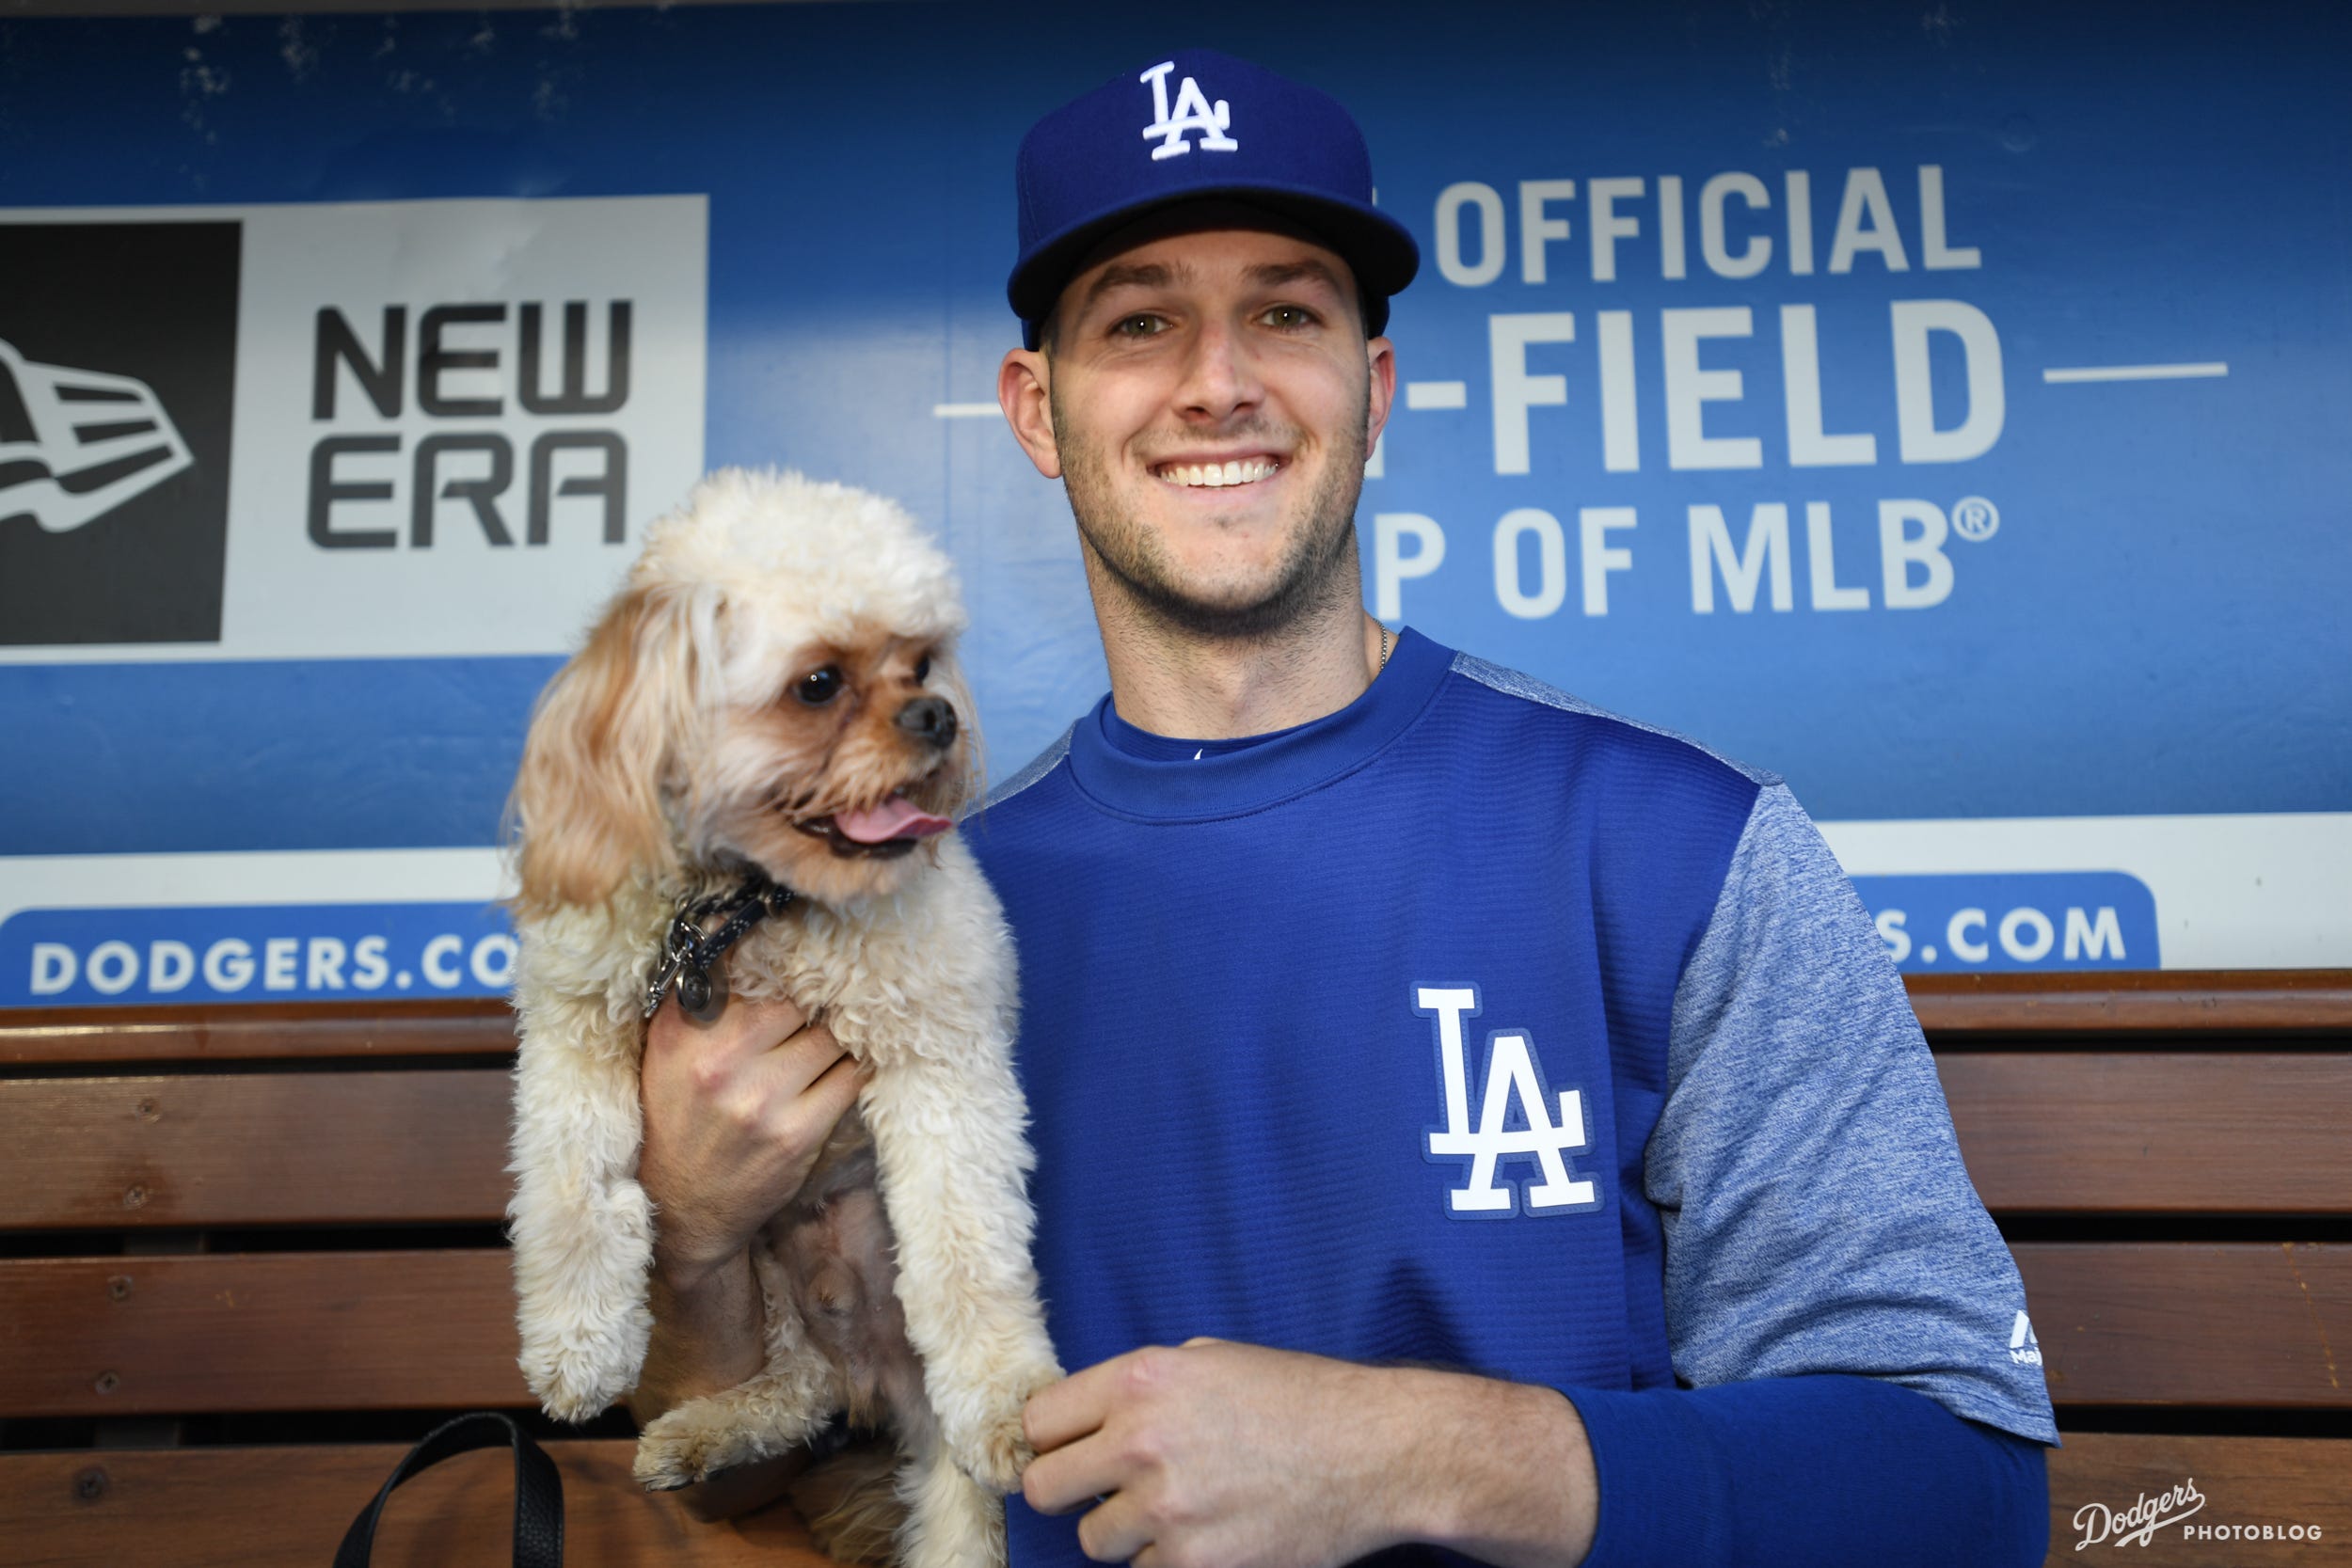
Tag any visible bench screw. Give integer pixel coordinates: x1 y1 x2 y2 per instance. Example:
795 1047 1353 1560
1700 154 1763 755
106 1275 132 1301
93 1371 120 1395
122 1184 149 1210
74 1466 109 1502
135 1098 160 1121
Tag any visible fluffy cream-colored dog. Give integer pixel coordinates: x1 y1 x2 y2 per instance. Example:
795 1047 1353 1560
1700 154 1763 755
503 467 1060 1568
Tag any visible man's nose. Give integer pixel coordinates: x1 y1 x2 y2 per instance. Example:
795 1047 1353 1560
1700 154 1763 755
1175 320 1263 420
896 696 958 750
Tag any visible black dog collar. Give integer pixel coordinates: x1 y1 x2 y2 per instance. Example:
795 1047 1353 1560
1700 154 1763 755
641 870 797 1023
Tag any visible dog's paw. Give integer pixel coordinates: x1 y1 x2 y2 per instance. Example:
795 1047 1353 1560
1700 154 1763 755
937 1353 1059 1491
634 1402 767 1492
520 1341 633 1427
948 1404 1037 1495
631 1418 708 1493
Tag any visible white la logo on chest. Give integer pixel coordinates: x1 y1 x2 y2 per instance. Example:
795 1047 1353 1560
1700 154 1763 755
1139 60 1238 161
1417 986 1601 1217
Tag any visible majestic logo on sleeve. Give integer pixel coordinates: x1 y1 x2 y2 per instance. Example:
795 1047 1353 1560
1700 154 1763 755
0 337 193 535
2010 1310 2043 1366
1139 60 1238 160
1417 985 1603 1218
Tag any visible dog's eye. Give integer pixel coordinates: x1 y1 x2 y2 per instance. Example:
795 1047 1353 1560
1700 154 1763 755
795 667 844 705
913 653 931 684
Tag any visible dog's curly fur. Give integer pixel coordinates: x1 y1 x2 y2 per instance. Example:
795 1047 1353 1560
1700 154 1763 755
502 467 1061 1568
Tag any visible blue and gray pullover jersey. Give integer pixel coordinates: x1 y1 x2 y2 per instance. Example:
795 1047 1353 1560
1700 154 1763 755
967 627 2057 1567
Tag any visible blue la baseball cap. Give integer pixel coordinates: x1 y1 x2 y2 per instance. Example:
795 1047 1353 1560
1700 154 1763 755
1009 48 1420 351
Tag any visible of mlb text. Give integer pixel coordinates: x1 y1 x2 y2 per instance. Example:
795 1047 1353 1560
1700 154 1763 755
1375 165 2010 624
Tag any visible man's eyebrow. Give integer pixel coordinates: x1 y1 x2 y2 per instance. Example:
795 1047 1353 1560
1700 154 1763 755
1078 260 1192 314
1245 258 1349 296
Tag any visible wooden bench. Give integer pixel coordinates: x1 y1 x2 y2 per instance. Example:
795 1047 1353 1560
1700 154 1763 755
0 1000 828 1566
3 974 2346 1565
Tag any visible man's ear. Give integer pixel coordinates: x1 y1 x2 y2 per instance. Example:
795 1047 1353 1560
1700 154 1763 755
1364 334 1398 459
998 347 1063 480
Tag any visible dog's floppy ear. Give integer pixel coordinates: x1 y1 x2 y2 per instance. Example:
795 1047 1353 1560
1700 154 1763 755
507 584 697 918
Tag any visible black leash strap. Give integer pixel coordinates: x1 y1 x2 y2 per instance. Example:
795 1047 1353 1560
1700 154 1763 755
333 1412 563 1568
642 869 796 1022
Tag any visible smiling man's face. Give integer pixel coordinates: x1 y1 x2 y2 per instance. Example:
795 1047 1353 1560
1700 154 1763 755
1006 218 1396 641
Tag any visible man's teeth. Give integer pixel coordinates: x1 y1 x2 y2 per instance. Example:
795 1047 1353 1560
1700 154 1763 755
1158 458 1279 488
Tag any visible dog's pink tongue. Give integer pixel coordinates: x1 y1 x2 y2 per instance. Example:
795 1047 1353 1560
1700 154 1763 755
834 795 953 844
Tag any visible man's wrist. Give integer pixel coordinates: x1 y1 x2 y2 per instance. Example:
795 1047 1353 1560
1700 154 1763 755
1380 1368 1598 1568
651 1253 717 1298
651 1237 742 1298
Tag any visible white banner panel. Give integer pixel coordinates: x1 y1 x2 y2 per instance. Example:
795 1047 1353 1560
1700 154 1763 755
1823 813 2352 971
0 195 707 662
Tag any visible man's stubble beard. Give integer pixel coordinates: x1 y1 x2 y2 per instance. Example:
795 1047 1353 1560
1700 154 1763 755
1051 381 1369 643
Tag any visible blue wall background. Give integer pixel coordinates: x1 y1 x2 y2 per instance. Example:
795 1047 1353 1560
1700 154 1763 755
1 0 2345 901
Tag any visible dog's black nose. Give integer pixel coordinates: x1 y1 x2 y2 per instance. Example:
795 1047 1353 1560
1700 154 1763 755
896 696 958 749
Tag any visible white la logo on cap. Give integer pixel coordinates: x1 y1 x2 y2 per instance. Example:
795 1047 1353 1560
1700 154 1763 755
1139 60 1238 160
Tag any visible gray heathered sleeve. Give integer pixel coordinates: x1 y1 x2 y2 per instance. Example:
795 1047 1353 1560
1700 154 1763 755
1647 782 2060 1446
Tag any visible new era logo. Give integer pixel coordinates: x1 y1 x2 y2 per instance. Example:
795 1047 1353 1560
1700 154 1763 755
0 338 193 536
0 218 240 647
1139 60 1237 161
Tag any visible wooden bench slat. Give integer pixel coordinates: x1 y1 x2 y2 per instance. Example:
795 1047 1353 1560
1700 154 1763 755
0 1251 530 1417
0 1000 516 1067
0 1439 831 1567
2043 1433 2351 1564
4 1051 2341 1231
8 1432 2347 1568
7 1243 2345 1418
5 1430 2344 1568
1941 1053 2352 1212
2018 1243 2351 1407
0 1072 513 1228
1912 969 2352 1035
5 970 2343 1068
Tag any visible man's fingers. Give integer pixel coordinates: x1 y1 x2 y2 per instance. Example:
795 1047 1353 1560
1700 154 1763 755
1072 1491 1152 1564
1023 1355 1129 1457
646 991 805 1062
795 1051 867 1127
753 1020 851 1102
1021 1430 1130 1518
725 992 810 1047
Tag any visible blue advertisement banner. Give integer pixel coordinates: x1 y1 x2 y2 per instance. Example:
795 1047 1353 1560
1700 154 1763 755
3 900 515 1006
0 867 2162 1006
1 0 2345 987
1850 873 2156 974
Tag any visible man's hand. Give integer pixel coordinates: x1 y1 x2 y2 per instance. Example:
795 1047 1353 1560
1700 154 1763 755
628 994 867 1521
1020 1338 1598 1568
639 992 866 1289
